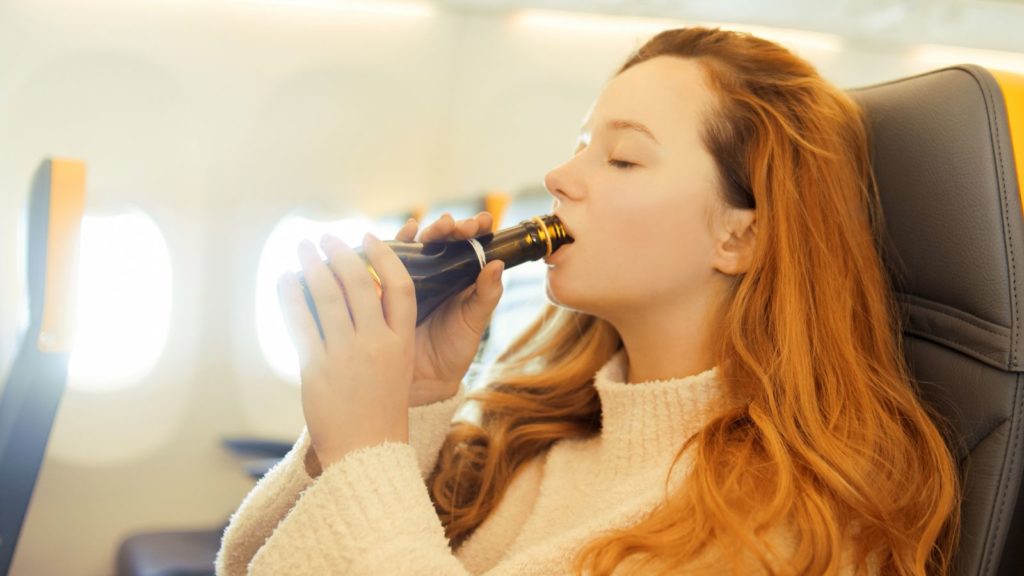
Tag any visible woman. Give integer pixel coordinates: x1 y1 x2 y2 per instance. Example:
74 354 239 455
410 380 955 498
216 27 960 575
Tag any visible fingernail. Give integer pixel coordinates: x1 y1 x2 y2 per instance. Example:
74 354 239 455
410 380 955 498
494 261 504 280
406 217 417 226
363 232 379 245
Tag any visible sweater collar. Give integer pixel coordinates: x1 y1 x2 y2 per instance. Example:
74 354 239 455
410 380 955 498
592 349 730 472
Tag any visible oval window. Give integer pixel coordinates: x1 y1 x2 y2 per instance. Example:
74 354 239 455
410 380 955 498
68 210 173 393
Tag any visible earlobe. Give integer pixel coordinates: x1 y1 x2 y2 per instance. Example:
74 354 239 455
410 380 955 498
713 210 756 276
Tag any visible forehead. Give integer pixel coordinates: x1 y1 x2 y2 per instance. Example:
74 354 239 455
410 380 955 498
583 56 715 144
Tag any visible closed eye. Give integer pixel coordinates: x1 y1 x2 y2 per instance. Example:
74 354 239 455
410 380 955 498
608 159 637 170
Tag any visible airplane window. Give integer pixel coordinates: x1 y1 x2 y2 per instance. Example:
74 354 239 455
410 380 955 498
68 210 172 393
256 213 404 385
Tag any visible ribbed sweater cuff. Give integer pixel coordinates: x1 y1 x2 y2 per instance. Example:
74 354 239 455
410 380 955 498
215 428 315 576
319 442 450 539
276 427 317 491
250 442 453 574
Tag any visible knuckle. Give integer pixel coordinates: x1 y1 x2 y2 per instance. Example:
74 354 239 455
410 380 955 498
364 342 392 363
393 277 415 296
322 290 347 309
344 272 376 295
335 260 375 292
353 270 378 292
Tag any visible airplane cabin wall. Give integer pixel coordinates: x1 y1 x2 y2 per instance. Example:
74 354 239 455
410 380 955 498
0 1 946 574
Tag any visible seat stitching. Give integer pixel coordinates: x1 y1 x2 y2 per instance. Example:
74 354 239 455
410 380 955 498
902 294 1012 338
983 375 1023 574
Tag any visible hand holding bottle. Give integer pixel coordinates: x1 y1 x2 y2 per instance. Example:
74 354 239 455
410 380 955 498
277 211 563 467
288 211 570 412
278 232 418 469
395 212 505 407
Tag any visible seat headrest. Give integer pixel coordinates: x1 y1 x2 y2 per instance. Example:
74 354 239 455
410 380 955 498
850 65 1024 373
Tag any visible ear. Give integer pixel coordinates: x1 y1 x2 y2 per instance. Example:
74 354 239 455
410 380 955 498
712 208 756 276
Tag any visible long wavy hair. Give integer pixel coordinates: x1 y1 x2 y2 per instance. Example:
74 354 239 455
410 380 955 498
426 27 960 575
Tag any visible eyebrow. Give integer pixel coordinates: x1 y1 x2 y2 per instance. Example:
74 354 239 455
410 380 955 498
580 119 660 145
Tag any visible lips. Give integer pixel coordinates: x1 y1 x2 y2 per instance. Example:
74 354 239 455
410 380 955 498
545 242 572 264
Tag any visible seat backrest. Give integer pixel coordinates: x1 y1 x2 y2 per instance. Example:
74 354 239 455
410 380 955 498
0 158 85 576
850 65 1024 576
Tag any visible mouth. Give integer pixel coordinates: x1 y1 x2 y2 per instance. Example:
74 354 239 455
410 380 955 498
543 215 573 264
544 237 573 265
553 213 575 242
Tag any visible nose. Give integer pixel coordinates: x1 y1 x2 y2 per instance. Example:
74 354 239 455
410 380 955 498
544 158 581 205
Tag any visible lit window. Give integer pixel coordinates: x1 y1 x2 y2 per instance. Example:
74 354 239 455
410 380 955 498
68 210 173 393
256 214 403 385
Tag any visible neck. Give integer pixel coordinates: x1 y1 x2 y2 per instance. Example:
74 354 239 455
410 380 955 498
605 283 726 384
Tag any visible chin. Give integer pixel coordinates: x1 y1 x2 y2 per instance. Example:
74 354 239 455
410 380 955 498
544 272 573 308
544 273 595 315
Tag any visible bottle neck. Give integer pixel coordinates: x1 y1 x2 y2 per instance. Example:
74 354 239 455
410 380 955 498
478 215 572 269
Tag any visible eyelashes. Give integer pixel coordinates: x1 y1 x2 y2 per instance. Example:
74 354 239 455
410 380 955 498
573 142 638 170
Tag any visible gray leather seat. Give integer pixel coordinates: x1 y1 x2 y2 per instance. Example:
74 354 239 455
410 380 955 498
851 65 1024 576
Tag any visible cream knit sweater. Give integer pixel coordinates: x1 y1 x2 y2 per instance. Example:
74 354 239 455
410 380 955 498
216 351 868 575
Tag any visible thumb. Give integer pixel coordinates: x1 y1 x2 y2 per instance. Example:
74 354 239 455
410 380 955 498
461 260 505 332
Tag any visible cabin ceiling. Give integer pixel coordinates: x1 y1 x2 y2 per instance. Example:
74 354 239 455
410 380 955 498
435 0 1024 52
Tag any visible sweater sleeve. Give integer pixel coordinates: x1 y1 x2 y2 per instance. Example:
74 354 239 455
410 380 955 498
248 442 471 576
214 386 466 576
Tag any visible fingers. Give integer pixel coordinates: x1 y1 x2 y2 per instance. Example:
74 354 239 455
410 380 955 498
417 213 455 242
319 234 385 334
362 233 417 333
297 239 355 345
476 212 494 235
417 211 495 242
395 218 418 242
460 260 505 334
277 271 325 370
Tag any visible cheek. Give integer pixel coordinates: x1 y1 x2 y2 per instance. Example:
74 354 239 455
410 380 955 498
605 189 716 272
549 195 716 308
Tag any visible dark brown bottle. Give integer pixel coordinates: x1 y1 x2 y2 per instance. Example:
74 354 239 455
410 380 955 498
298 214 573 336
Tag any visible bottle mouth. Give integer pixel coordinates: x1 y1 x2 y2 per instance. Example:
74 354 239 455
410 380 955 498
530 215 574 257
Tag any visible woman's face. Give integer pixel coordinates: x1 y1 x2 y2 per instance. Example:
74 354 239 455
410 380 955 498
544 56 741 320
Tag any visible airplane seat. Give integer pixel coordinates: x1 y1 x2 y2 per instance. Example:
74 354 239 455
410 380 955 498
850 64 1024 575
116 527 225 576
0 159 85 576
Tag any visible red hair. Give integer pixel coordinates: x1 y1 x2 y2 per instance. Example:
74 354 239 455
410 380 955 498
427 27 960 575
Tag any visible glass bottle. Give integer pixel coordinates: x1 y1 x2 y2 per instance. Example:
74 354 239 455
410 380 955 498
298 214 572 334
